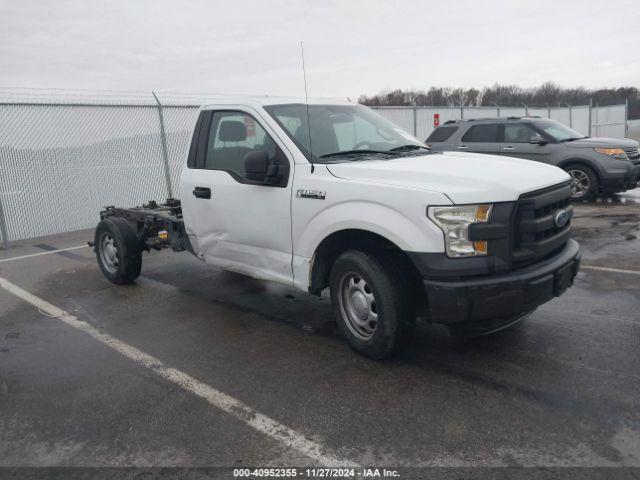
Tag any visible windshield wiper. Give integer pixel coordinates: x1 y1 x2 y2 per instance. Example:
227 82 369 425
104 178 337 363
319 149 398 158
389 144 430 152
560 137 587 142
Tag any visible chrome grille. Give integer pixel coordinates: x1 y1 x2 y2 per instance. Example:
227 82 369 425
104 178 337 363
624 147 640 164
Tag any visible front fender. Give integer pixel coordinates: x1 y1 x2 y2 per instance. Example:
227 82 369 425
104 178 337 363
297 200 444 259
556 157 606 178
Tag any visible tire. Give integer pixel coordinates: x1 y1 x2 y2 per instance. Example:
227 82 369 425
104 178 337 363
94 217 142 285
564 164 598 201
329 250 415 359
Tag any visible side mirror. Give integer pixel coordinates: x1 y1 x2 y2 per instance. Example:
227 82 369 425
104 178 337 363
529 136 547 145
244 150 280 185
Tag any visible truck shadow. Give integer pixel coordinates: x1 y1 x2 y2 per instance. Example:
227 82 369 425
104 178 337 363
206 271 536 353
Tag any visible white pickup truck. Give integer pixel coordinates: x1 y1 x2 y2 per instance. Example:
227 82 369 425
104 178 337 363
94 97 581 358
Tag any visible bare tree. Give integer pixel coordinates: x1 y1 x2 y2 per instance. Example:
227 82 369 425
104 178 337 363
359 84 640 118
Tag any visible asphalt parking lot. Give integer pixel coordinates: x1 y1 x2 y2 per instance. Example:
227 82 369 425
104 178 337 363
0 195 639 474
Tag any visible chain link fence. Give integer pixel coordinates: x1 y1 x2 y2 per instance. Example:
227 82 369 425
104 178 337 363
0 91 205 246
0 90 631 247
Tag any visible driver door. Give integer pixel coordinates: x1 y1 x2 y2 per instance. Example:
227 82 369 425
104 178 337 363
181 109 294 284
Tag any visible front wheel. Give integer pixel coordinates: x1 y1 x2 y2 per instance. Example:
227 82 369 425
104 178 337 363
95 218 142 285
330 250 415 359
565 164 598 201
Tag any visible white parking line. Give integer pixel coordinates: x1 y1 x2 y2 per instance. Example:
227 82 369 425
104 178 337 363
582 265 640 276
0 245 90 264
0 275 354 467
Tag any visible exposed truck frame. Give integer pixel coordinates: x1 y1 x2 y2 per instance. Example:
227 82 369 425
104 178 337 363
98 199 191 254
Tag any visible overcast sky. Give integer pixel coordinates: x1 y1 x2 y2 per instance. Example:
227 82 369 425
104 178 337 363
1 0 638 99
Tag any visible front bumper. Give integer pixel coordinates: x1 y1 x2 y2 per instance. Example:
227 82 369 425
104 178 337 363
422 239 581 330
600 165 640 192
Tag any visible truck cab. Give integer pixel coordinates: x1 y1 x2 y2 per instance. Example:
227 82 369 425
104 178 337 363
96 97 580 358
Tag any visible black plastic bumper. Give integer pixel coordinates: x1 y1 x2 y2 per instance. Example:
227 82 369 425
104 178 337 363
601 165 640 192
423 239 581 327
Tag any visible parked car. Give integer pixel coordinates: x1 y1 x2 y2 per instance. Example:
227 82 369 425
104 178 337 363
93 98 580 359
426 117 640 200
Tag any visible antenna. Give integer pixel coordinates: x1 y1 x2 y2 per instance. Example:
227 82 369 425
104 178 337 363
300 41 314 173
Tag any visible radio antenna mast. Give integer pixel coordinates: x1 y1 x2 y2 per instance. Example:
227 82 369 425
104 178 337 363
300 41 314 173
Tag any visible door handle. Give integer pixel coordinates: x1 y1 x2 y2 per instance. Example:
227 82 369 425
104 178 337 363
457 145 468 149
502 146 515 151
193 187 211 199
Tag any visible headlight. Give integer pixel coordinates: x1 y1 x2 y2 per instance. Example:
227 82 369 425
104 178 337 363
428 204 492 258
594 147 628 160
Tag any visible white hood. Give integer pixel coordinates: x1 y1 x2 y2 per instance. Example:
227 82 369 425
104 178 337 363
326 151 570 204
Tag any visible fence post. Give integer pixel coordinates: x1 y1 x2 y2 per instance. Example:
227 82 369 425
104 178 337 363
460 104 464 120
412 105 417 137
151 91 174 199
588 98 592 136
624 98 629 137
567 104 572 127
0 195 8 249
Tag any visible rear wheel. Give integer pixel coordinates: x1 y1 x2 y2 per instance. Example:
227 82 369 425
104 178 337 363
330 250 415 359
95 218 142 284
565 164 598 201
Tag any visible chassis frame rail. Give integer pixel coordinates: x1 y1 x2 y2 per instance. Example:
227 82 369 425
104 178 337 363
95 199 193 253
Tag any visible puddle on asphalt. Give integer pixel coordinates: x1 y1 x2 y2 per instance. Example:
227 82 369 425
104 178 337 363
593 187 640 205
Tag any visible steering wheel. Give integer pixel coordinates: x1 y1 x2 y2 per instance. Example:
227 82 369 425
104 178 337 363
353 141 371 150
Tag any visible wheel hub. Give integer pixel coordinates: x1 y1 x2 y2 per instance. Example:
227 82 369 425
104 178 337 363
99 233 119 273
350 291 369 319
568 169 590 198
338 272 379 340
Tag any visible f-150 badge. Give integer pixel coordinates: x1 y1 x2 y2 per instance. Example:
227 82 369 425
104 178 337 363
297 189 326 200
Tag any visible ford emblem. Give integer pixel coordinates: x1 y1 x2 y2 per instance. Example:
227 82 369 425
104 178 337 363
554 209 570 228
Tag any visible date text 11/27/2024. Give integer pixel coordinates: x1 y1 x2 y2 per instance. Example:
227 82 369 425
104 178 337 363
232 468 400 478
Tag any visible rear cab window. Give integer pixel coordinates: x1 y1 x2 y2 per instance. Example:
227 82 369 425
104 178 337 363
426 126 458 143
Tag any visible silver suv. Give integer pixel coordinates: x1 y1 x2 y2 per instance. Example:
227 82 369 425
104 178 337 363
426 117 640 200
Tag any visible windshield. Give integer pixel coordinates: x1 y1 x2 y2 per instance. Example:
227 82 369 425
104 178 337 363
264 104 426 162
535 120 587 142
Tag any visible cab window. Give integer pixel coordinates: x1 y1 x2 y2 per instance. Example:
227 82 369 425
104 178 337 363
205 111 284 183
